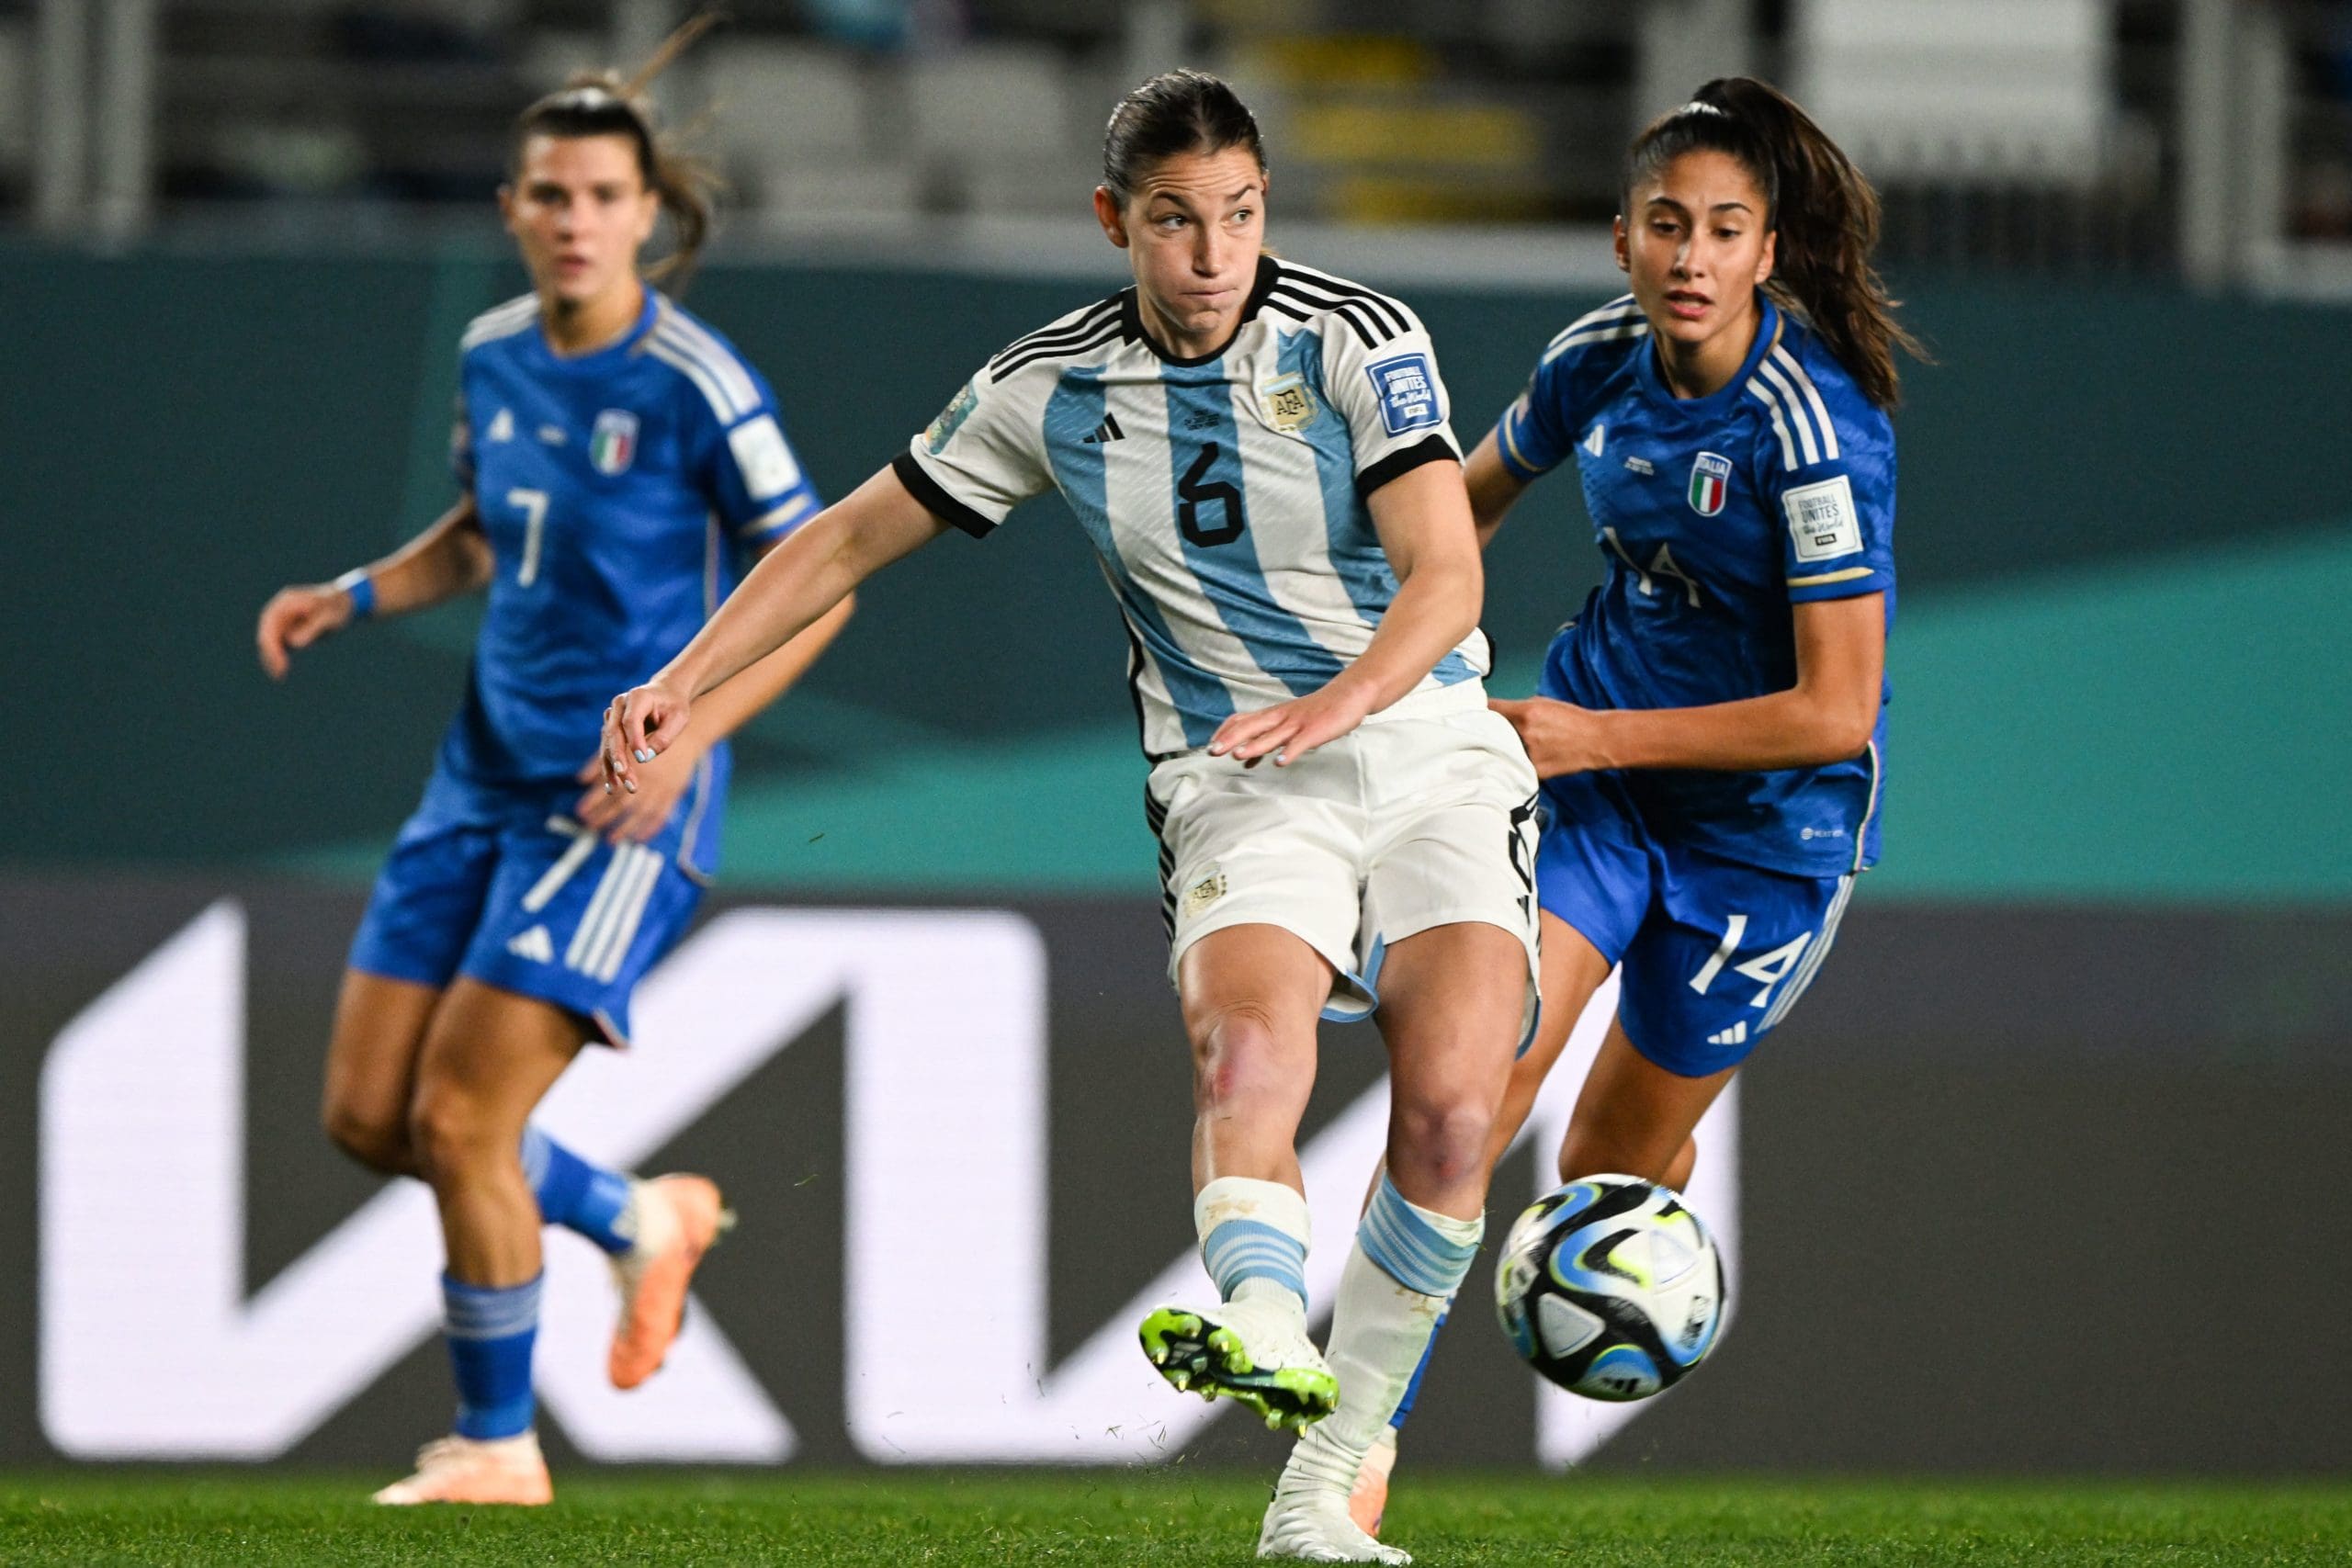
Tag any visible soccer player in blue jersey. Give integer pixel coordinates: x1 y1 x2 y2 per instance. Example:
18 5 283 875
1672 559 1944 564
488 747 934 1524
605 71 1535 1562
254 44 849 1506
1350 77 1924 1533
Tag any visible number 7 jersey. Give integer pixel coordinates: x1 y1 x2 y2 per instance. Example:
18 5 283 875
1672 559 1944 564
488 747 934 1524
1495 293 1896 877
895 254 1491 761
445 289 821 797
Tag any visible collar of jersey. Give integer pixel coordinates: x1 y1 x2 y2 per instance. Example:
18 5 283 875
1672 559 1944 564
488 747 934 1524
1632 292 1780 419
522 287 662 375
1119 254 1281 367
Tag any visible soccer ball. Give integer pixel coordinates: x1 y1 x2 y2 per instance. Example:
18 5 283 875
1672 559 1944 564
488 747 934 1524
1493 1174 1725 1401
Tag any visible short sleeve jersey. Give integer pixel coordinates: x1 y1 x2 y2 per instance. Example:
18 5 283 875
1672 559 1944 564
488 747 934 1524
1495 294 1894 876
893 254 1487 761
442 290 820 863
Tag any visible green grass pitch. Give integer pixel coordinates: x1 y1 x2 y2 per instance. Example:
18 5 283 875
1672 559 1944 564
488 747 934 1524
5 1472 2347 1565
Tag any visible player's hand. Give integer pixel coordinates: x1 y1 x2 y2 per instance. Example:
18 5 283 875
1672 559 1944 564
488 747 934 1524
1208 680 1375 767
255 583 357 681
574 750 691 842
1490 696 1611 778
601 681 693 795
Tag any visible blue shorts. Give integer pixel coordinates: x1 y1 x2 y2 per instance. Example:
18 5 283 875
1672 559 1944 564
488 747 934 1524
1535 769 1854 1077
348 768 707 1047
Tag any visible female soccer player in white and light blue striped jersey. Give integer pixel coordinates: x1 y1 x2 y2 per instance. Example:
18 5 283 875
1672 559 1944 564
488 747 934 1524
255 41 849 1506
604 70 1534 1563
1350 78 1922 1534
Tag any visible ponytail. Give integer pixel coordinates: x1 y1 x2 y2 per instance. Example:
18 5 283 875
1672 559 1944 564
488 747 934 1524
512 10 725 287
1625 77 1926 410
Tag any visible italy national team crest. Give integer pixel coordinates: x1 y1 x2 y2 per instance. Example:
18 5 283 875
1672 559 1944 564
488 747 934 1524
1256 372 1320 433
1687 452 1733 516
590 409 639 476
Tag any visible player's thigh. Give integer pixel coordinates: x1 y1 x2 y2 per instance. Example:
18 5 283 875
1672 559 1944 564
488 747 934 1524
1374 919 1530 1111
409 978 594 1172
321 969 441 1165
1558 1020 1736 1183
1177 922 1337 1107
1486 911 1618 1170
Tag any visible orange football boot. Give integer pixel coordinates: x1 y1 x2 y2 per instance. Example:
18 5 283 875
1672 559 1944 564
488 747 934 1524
608 1173 731 1390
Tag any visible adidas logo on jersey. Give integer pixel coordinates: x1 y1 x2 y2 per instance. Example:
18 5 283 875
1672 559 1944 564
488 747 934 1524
487 408 514 443
1704 1021 1749 1048
506 924 555 964
1080 413 1125 446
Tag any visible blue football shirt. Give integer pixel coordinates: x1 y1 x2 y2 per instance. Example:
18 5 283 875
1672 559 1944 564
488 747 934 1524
436 289 821 870
1495 293 1894 877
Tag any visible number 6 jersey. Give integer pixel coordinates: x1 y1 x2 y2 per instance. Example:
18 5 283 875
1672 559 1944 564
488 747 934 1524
895 254 1491 761
1496 293 1897 878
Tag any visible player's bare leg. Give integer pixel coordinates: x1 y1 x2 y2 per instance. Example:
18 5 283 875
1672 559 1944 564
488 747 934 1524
1555 1020 1733 1187
1349 911 1611 1537
376 982 582 1506
320 970 439 1176
1140 924 1340 1433
1262 919 1522 1564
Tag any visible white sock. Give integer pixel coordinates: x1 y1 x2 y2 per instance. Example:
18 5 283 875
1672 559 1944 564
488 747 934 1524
1282 1186 1481 1493
1194 1176 1311 1314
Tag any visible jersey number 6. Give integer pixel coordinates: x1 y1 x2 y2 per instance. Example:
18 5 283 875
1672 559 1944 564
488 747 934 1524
1178 444 1247 547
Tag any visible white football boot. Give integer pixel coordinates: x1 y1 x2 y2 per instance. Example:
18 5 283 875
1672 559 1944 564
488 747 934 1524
1139 1282 1338 1432
1258 1475 1411 1564
370 1431 552 1506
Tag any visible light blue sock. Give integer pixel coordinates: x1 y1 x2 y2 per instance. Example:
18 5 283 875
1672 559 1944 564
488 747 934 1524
442 1273 541 1440
1194 1177 1311 1307
520 1124 634 1255
1358 1173 1482 1298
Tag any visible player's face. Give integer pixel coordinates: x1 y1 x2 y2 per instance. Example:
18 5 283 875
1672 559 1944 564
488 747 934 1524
1615 149 1777 355
501 133 661 310
1094 145 1268 356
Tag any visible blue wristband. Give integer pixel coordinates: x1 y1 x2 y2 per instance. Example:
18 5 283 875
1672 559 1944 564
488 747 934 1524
334 569 377 621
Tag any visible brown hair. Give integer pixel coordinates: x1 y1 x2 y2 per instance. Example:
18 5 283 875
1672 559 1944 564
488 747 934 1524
1625 77 1926 410
1101 69 1267 207
510 12 724 286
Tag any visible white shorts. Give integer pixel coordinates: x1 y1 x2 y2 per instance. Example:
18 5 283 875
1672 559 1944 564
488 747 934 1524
1145 697 1543 1044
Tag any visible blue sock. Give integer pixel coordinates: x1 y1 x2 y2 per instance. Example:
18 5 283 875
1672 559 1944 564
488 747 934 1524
1390 1305 1450 1431
443 1273 541 1439
520 1124 635 1255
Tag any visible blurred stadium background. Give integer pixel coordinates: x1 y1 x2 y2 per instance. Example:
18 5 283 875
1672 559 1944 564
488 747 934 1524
3 0 2348 1484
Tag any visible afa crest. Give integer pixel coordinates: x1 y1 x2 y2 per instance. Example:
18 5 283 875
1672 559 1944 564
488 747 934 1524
1256 373 1320 433
1687 451 1733 516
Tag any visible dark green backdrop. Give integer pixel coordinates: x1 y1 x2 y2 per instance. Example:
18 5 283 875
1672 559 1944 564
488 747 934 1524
5 244 2346 899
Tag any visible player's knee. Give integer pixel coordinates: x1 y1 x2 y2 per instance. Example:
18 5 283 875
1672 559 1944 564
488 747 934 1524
406 1083 504 1182
1189 1002 1301 1114
1390 1092 1497 1192
322 1097 410 1173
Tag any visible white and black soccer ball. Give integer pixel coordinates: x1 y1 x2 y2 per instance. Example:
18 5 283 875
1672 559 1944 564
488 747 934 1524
1494 1175 1725 1402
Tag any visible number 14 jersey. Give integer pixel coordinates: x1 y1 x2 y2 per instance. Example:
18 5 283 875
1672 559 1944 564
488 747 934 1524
1495 293 1896 877
898 254 1491 761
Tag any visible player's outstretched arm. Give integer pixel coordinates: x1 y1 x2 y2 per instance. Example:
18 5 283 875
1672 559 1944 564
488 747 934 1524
602 466 949 792
1212 458 1484 766
1493 592 1885 777
255 496 490 680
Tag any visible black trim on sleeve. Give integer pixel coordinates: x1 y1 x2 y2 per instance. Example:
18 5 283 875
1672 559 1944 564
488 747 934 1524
890 451 997 539
1355 434 1460 500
